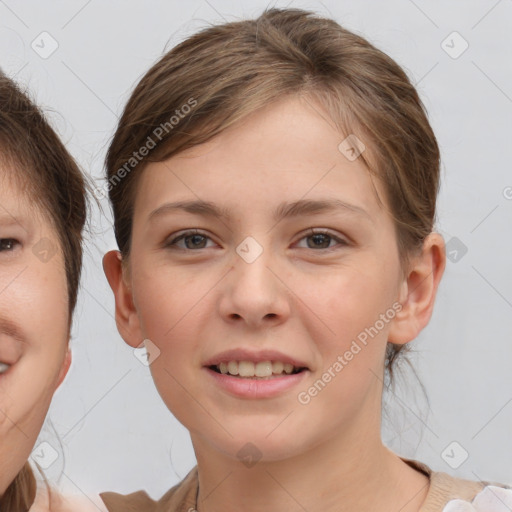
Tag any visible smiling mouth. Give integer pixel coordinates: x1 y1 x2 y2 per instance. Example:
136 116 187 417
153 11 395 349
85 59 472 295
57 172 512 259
208 360 307 379
0 362 11 375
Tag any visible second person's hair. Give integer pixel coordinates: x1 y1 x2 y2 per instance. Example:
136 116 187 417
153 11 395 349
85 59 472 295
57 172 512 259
105 7 441 386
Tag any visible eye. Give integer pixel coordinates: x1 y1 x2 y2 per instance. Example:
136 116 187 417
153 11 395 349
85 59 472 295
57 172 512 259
165 230 216 250
0 238 20 252
295 229 348 250
164 228 348 252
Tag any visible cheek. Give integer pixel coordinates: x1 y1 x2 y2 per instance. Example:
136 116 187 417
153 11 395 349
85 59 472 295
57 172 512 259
132 266 221 424
133 261 215 345
0 264 69 433
24 263 70 347
297 263 396 342
288 272 391 429
289 260 399 403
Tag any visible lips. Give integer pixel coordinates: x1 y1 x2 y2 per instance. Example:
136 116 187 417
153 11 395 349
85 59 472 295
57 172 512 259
202 349 310 398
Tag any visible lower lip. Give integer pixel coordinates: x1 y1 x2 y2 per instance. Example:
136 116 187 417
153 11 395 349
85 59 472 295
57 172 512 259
204 367 309 399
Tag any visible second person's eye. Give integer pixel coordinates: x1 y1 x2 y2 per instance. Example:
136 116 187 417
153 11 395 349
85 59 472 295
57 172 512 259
295 229 348 251
165 228 348 252
166 230 215 250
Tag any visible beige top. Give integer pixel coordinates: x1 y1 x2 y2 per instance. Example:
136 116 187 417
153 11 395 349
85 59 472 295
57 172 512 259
99 457 510 512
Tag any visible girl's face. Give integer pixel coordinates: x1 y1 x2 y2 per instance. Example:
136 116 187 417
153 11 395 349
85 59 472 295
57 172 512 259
105 95 444 463
0 171 70 494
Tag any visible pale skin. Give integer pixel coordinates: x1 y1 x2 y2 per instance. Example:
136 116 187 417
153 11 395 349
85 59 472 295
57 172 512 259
0 171 71 497
104 94 446 512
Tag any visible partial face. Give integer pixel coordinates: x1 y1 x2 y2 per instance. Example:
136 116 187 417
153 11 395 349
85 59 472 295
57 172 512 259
119 96 409 461
0 170 70 494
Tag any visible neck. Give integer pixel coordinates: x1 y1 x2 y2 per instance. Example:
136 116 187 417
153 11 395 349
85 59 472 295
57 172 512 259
192 420 429 512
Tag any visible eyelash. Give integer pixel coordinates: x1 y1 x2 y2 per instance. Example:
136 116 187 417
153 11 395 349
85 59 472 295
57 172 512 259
165 229 348 252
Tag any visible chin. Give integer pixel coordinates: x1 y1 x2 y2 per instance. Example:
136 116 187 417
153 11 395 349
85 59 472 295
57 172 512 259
195 425 312 465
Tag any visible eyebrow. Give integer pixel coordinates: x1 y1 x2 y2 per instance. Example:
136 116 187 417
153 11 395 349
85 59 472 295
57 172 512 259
148 198 373 225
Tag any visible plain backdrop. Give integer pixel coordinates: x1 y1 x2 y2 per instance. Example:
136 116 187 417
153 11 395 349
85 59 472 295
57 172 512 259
1 0 511 500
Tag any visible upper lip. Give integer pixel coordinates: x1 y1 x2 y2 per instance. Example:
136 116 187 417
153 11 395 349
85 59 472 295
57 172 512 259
203 348 310 369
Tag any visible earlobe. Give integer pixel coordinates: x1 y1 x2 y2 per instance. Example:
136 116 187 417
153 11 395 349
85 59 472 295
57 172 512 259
102 250 143 348
388 233 446 345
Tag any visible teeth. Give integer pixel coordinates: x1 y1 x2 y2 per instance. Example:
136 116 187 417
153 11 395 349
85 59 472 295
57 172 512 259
214 360 302 378
272 361 284 374
255 361 272 377
0 362 10 374
238 361 255 377
227 361 238 375
283 363 294 374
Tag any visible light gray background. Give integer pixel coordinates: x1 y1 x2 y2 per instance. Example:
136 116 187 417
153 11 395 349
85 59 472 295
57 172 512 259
1 0 511 501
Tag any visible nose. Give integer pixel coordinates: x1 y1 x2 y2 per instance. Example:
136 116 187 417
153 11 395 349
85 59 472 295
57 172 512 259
217 239 291 329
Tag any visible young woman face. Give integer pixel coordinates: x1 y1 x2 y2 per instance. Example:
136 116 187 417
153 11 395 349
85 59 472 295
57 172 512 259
105 95 444 463
0 171 70 494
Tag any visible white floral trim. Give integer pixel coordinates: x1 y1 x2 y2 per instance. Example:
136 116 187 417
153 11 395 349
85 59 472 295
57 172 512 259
443 485 512 511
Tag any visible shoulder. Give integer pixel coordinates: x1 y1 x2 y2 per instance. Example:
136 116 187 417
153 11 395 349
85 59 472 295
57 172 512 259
100 466 198 512
99 489 156 512
400 456 512 511
56 493 109 512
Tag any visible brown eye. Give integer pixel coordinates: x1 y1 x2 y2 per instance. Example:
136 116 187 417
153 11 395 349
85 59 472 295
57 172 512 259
307 233 332 249
0 239 19 252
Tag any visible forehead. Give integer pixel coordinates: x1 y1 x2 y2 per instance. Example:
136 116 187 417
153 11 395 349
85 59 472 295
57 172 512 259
0 159 55 231
134 95 389 224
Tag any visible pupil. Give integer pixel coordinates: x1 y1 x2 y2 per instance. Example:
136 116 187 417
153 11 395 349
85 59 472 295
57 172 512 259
187 235 206 249
309 234 329 249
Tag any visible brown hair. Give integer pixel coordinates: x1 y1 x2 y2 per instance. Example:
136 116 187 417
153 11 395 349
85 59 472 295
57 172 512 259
1 465 36 511
0 72 87 509
105 8 440 388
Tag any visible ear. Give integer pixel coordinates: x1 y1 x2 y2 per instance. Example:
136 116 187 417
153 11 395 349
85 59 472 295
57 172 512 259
102 250 144 348
56 348 71 389
388 232 446 345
